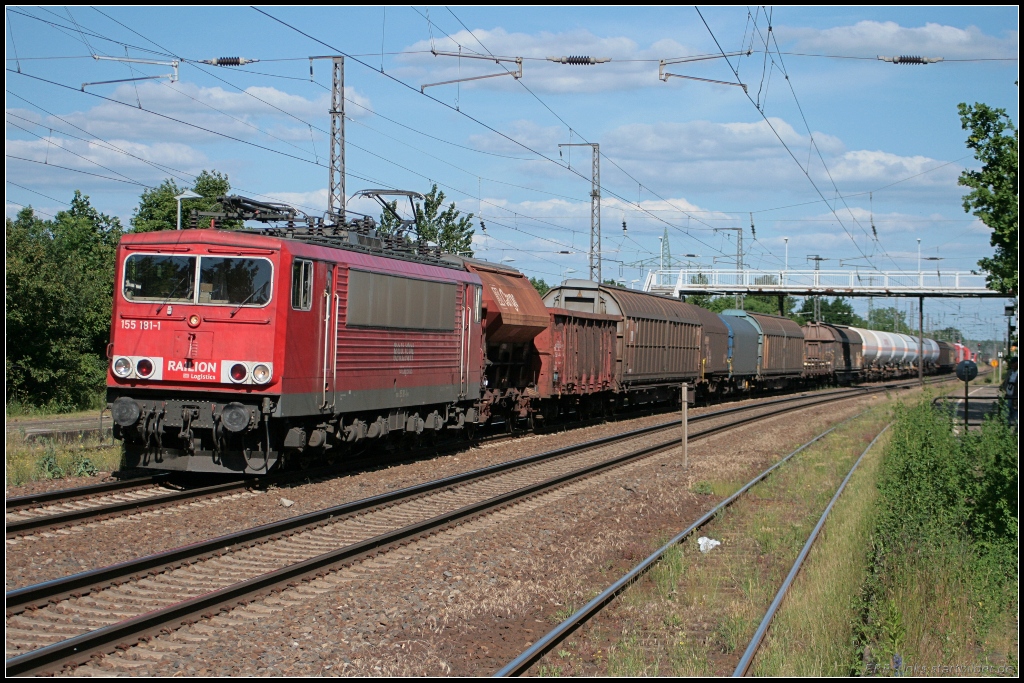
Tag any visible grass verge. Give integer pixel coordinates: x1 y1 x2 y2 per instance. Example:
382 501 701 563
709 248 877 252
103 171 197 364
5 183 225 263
5 429 123 487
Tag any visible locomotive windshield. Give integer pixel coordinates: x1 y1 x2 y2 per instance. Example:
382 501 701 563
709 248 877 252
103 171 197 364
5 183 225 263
123 254 196 303
122 254 272 307
198 257 272 306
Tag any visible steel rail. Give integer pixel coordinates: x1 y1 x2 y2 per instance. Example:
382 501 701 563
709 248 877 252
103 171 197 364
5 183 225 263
4 381 889 539
494 410 883 677
5 387 885 676
5 474 167 511
5 386 862 614
0 393 801 537
3 374 945 535
4 478 253 537
732 423 893 677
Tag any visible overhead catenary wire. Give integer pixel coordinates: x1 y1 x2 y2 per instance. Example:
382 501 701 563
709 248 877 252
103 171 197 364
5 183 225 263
6 180 72 207
4 91 308 213
695 6 880 271
85 8 589 214
425 7 738 265
251 7 734 262
7 73 583 251
13 8 991 277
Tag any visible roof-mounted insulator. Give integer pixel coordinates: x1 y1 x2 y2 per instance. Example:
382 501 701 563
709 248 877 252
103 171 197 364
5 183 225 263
200 57 259 66
546 56 612 65
877 55 943 65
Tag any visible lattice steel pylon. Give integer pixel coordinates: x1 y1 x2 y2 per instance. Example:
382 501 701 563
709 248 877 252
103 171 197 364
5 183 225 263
560 142 601 282
328 56 345 222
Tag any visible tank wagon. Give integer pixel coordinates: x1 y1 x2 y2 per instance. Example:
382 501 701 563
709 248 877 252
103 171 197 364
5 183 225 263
105 194 949 475
846 327 940 379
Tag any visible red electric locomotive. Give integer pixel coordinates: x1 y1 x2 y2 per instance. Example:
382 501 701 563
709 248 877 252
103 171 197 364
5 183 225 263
107 197 484 474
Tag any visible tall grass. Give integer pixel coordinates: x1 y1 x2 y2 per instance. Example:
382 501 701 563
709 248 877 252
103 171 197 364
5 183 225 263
5 430 123 487
854 399 1018 675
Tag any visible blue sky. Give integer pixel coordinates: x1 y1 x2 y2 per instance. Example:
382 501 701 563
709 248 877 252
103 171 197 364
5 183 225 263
5 6 1018 341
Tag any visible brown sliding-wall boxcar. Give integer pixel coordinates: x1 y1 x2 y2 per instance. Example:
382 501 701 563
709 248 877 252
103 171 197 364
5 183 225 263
720 309 804 389
802 322 839 381
542 281 705 403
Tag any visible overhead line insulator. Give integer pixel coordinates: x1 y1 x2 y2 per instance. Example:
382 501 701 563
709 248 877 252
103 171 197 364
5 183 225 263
877 55 943 65
200 57 259 66
546 56 612 65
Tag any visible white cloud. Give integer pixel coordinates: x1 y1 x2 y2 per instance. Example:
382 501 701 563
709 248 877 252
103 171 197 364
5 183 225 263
37 81 369 148
779 21 1018 59
5 133 209 180
590 117 958 195
398 28 701 93
468 119 564 154
258 188 329 216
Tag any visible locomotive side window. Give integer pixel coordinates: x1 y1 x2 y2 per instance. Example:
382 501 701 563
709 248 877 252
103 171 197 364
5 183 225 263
123 254 196 302
473 284 482 324
291 259 313 311
198 257 272 306
348 270 456 331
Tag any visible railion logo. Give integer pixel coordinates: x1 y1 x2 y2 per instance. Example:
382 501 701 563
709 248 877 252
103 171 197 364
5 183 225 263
490 286 520 312
393 343 414 362
168 360 217 373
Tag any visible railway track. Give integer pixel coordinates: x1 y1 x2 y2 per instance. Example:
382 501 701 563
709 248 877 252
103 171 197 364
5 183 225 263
494 416 893 676
4 381 915 675
3 378 941 540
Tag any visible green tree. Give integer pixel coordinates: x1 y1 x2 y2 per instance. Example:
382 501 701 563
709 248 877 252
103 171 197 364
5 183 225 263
797 296 867 326
6 193 123 410
416 184 475 256
930 326 966 343
378 185 475 256
529 277 550 296
957 103 1018 294
377 199 405 237
867 306 913 334
131 170 238 232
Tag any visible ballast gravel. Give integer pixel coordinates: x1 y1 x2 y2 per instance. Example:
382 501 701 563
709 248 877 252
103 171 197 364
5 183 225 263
62 392 893 676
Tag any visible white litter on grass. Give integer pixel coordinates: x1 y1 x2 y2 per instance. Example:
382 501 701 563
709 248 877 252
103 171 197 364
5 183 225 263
697 536 721 553
280 498 295 508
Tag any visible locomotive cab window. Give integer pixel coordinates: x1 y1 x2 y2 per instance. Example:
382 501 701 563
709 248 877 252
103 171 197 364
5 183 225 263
291 259 313 311
123 254 196 302
122 254 272 307
198 257 272 306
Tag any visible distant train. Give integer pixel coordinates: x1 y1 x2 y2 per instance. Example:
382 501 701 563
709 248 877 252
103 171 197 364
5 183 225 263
105 197 952 475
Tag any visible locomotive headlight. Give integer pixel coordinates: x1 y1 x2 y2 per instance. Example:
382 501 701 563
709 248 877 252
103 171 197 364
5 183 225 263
113 357 132 377
135 358 154 378
229 363 248 383
188 314 201 328
252 364 271 384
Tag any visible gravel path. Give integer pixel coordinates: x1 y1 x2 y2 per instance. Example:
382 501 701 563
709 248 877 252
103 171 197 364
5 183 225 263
62 391 896 676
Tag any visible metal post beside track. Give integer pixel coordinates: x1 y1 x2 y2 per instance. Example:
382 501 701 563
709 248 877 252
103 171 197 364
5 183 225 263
682 383 688 470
